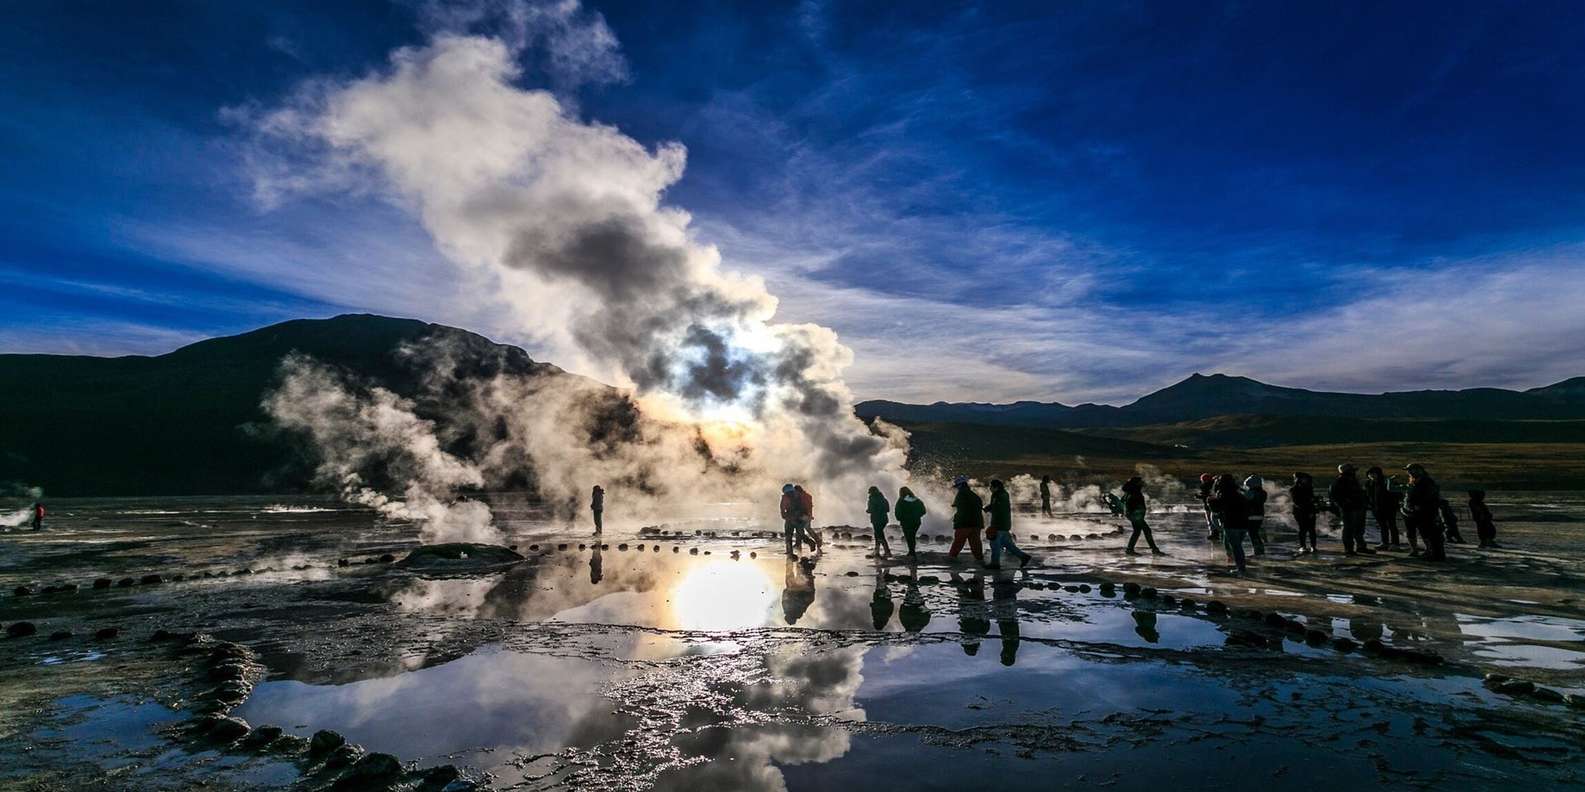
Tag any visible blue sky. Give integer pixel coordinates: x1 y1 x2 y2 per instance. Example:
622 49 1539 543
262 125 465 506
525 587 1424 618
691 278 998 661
4 1 1585 404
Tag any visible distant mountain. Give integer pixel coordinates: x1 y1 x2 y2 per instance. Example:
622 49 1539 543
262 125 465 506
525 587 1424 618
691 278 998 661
0 314 575 496
857 372 1585 430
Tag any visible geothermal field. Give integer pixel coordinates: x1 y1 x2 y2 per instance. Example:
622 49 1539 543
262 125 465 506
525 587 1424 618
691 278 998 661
2 491 1583 790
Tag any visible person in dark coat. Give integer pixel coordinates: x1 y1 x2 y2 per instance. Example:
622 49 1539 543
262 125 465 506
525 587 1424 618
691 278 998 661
1039 475 1054 517
1121 476 1162 555
590 485 605 535
983 479 1032 570
1209 474 1250 573
1290 472 1320 554
894 486 927 558
1243 475 1268 555
1329 464 1373 555
1198 473 1220 541
1468 490 1499 548
1401 464 1445 561
948 476 986 564
866 486 892 558
1365 467 1401 549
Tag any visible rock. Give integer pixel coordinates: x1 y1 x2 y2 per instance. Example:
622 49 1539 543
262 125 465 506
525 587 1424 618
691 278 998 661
845 571 859 577
42 585 62 594
1177 597 1194 608
94 627 120 640
1531 686 1565 703
93 578 113 589
1158 594 1176 606
1206 600 1228 614
116 578 134 588
140 573 164 585
1122 582 1141 595
1305 629 1328 645
1331 637 1357 652
617 544 629 551
336 752 404 788
378 553 396 564
421 765 462 788
1564 692 1585 709
1482 673 1510 688
1362 639 1385 654
441 781 480 792
557 544 569 551
324 743 362 769
1139 587 1158 599
1063 585 1080 593
13 585 34 596
338 558 350 567
690 548 699 555
397 543 526 573
240 725 283 748
918 575 940 584
1495 679 1535 696
1263 612 1287 628
210 661 249 681
212 682 251 705
1079 584 1092 593
1380 645 1443 666
6 622 36 638
528 544 539 551
49 630 72 641
198 714 251 741
311 729 348 757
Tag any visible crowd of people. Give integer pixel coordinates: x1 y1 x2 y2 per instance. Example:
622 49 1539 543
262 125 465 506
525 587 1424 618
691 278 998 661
583 461 1501 576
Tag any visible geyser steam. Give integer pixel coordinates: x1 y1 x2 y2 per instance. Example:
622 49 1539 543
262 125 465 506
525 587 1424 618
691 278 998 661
248 2 910 534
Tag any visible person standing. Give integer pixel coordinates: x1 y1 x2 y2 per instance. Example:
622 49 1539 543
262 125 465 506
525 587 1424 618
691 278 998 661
983 479 1033 570
948 476 986 564
1329 464 1373 556
1039 475 1054 517
590 485 605 535
866 486 893 558
1209 474 1250 573
1401 464 1445 561
894 486 927 559
1365 467 1401 549
1198 473 1220 541
1121 476 1162 555
1243 475 1268 555
1438 498 1466 544
1290 472 1320 554
31 502 45 531
1469 490 1499 548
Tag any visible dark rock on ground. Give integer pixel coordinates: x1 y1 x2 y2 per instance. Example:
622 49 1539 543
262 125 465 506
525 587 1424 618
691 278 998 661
140 574 164 585
1122 582 1141 595
94 627 120 640
197 714 251 742
397 543 525 573
93 578 112 589
324 744 363 769
1332 637 1357 652
49 630 72 641
1305 629 1328 644
116 578 134 588
338 558 350 567
335 752 404 789
7 622 38 638
240 725 283 748
378 553 396 563
1496 679 1536 695
1531 687 1565 703
419 765 461 788
311 729 347 757
13 585 34 596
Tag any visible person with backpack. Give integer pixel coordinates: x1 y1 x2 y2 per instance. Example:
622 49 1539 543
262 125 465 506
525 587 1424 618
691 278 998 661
894 486 927 559
983 479 1033 570
948 476 986 564
866 486 893 558
1121 476 1162 555
1209 474 1250 573
1401 464 1445 561
1243 475 1268 555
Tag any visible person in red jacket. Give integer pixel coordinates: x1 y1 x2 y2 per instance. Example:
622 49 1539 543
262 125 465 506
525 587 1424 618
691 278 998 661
31 502 45 531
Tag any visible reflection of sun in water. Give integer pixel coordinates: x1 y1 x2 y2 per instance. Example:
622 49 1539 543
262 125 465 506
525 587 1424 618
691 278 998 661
671 560 776 631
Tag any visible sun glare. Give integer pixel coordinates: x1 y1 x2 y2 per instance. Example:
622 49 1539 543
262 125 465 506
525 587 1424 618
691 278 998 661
669 560 776 632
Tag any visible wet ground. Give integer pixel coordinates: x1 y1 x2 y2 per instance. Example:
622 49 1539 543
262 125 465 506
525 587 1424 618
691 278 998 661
2 493 1584 790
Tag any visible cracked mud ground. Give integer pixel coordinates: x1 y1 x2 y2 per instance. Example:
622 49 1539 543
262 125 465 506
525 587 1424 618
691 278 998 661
2 494 1583 790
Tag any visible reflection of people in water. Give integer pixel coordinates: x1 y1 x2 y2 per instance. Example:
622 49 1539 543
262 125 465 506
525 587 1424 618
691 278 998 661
899 568 932 632
590 485 604 535
589 545 603 585
990 577 1022 665
870 561 894 631
952 570 990 655
1132 610 1159 643
781 558 817 625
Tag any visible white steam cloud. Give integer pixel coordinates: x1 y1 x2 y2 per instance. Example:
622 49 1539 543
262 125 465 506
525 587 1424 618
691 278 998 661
246 2 910 536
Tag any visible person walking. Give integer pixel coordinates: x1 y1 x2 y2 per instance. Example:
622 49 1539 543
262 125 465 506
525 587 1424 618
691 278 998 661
1198 473 1220 541
1121 476 1163 555
1469 490 1499 548
1039 475 1054 517
1401 464 1445 561
590 485 605 535
794 484 821 554
1290 472 1320 554
1329 464 1373 556
30 502 45 531
866 486 893 558
1243 475 1268 555
948 476 986 564
983 479 1033 570
1209 474 1250 573
779 484 798 556
1438 498 1467 544
894 486 927 559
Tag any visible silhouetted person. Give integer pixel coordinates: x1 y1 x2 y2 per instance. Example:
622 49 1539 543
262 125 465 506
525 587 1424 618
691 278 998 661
1209 474 1250 573
1402 463 1445 561
1242 475 1268 555
1365 467 1401 550
870 562 894 631
866 486 892 558
1438 498 1466 544
781 484 818 556
780 484 798 555
1132 610 1160 643
894 486 927 559
590 485 604 535
952 569 990 656
948 476 986 564
589 545 603 585
781 557 816 625
1121 476 1162 555
1290 472 1320 554
1039 475 1054 517
1329 464 1372 555
1469 490 1499 548
899 567 932 632
31 502 44 531
983 479 1033 570
794 485 821 554
1198 473 1220 541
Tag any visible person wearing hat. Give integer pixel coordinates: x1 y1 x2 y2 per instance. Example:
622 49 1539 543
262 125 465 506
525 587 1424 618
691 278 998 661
1401 464 1445 561
1328 464 1373 555
1290 472 1321 554
948 476 986 563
